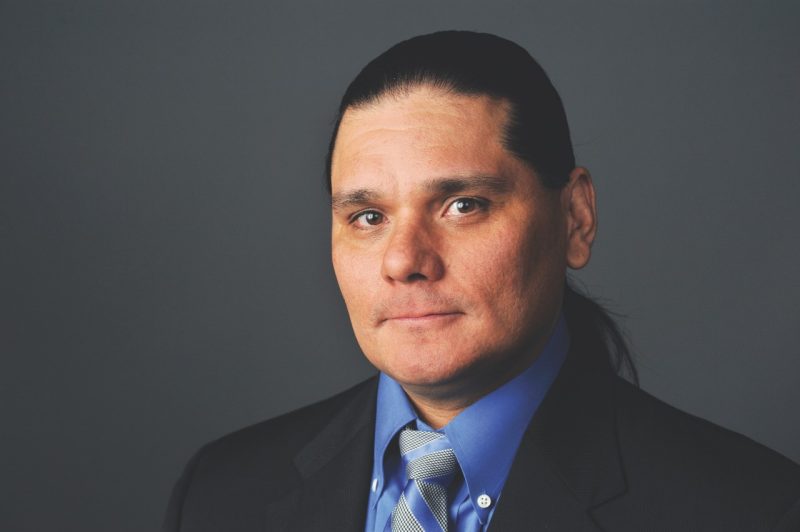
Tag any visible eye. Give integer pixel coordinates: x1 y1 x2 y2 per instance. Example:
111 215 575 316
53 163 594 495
352 210 384 228
444 197 486 216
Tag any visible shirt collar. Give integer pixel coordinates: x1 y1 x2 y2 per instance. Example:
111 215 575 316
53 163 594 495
373 314 569 520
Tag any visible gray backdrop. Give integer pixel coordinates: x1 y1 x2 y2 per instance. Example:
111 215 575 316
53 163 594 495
3 1 799 531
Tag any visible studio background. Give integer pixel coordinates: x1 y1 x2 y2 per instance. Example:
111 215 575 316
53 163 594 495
3 2 798 531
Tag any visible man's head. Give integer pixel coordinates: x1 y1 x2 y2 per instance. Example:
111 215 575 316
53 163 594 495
327 31 597 408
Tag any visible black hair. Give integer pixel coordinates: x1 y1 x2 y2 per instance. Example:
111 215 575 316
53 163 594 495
325 30 637 383
325 30 573 190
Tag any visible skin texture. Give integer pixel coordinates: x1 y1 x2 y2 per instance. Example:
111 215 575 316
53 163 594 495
330 86 597 428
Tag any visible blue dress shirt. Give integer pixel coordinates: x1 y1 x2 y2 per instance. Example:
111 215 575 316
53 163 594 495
365 315 569 531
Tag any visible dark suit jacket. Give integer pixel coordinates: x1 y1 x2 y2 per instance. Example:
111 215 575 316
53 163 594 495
163 339 800 531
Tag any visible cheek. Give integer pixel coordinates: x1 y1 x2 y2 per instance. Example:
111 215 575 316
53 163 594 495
332 245 376 321
459 223 563 322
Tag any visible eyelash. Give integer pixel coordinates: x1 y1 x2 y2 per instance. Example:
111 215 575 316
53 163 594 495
350 210 384 228
444 197 489 217
348 196 489 229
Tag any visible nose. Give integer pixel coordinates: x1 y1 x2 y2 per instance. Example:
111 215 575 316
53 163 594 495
381 220 445 283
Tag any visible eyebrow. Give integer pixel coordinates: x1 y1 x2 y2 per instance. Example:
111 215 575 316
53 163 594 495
424 175 512 196
330 188 382 211
331 175 512 211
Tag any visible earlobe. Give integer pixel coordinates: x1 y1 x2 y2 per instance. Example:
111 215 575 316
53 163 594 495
564 166 597 270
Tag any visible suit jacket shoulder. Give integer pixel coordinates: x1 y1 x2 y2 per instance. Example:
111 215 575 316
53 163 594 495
490 343 800 532
163 377 379 532
597 377 800 530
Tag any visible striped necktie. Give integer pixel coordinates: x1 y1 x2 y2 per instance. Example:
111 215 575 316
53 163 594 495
390 428 459 532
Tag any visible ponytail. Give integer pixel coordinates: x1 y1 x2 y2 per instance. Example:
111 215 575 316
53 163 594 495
563 282 638 385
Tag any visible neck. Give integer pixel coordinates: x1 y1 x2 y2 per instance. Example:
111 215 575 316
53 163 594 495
403 391 474 430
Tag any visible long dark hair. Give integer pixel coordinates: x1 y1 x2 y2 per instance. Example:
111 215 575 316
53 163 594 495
325 30 637 383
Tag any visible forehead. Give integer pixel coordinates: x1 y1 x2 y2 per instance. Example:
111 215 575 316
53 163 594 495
330 87 515 192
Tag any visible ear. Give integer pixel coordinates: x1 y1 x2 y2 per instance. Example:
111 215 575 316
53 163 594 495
563 166 597 270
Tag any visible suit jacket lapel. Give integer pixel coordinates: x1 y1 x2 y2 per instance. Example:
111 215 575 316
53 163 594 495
289 378 378 532
490 342 627 531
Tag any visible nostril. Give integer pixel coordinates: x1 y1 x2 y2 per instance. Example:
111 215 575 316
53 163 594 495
407 273 427 282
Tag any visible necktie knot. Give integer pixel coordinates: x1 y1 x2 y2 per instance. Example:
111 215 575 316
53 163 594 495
399 429 458 483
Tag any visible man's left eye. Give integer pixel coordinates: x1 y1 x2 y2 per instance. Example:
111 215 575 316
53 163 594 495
445 198 483 216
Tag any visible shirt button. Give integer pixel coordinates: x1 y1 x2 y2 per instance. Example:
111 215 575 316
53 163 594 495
477 494 492 509
371 478 379 492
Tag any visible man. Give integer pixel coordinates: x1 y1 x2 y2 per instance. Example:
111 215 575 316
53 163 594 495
163 31 800 531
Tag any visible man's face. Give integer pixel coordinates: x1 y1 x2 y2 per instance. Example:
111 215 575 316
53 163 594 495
330 86 579 399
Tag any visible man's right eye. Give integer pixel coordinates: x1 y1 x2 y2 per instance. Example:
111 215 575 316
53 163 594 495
352 210 384 227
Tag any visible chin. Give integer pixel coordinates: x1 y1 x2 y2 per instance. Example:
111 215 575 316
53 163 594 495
372 346 480 390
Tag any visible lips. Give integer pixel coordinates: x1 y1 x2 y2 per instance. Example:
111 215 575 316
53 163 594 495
371 294 465 325
381 311 463 323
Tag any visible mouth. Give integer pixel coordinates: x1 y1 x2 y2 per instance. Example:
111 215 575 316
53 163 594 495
382 311 463 325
